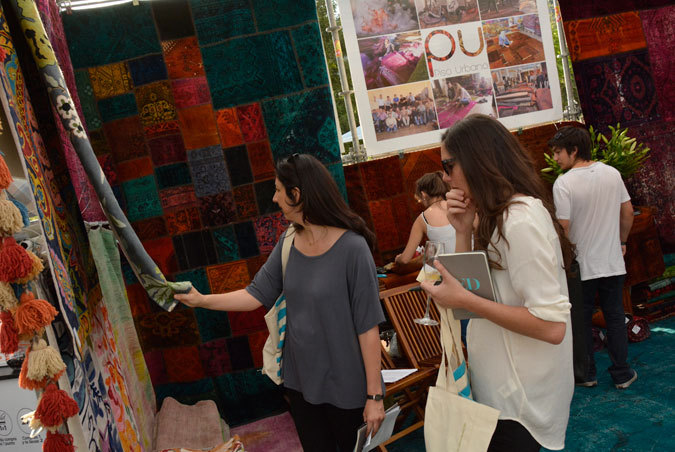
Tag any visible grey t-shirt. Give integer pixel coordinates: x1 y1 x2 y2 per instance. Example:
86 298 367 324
246 229 385 409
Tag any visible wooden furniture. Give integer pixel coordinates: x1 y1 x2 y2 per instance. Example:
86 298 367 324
623 206 665 314
380 283 442 369
377 346 437 451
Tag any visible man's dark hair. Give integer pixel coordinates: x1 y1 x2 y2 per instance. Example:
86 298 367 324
548 126 592 161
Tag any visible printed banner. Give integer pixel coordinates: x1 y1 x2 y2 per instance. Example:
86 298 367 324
338 0 563 155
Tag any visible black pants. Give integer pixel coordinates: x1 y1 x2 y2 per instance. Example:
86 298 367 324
488 420 541 452
286 388 363 452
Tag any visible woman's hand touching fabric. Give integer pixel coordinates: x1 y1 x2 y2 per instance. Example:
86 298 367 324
173 287 205 308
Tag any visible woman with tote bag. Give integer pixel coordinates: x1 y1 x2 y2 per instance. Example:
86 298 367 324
422 115 574 452
175 154 385 451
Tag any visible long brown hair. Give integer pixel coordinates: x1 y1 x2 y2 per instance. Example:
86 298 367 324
441 114 574 269
276 154 376 250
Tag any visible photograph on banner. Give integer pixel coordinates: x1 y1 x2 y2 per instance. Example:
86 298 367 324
421 21 489 79
369 81 439 141
414 0 480 29
351 0 420 39
492 62 552 117
359 31 429 89
432 72 496 128
478 0 537 21
483 14 544 69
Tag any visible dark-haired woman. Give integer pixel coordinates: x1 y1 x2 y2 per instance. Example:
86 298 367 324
395 171 456 265
175 154 385 451
422 115 574 452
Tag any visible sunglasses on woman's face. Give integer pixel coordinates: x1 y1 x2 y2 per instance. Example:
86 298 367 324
441 157 456 175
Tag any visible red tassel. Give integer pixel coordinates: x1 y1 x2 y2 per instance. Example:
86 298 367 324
0 155 12 190
17 344 64 390
43 431 75 452
0 237 33 282
0 309 19 354
35 383 79 429
15 292 57 335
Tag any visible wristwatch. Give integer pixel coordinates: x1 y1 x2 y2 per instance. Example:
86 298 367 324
366 394 384 401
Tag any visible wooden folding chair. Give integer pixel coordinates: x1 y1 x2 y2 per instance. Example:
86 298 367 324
380 283 443 369
378 344 436 451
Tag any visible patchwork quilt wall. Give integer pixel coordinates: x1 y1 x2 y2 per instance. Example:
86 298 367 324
560 0 674 244
58 0 342 426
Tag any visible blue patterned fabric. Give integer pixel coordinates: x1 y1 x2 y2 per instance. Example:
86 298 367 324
190 0 255 45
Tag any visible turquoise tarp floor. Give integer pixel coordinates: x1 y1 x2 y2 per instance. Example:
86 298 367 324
386 316 675 452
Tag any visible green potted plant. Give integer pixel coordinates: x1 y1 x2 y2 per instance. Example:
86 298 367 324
541 124 651 184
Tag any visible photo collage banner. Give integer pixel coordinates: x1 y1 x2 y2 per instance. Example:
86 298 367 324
338 0 563 155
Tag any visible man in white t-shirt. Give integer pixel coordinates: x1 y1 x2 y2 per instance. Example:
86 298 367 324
550 126 637 389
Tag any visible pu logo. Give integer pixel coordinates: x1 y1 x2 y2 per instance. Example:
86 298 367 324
460 278 481 291
424 27 485 77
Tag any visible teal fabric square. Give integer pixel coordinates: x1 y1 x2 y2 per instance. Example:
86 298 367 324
189 0 255 45
203 32 303 109
214 369 285 426
98 93 138 123
327 162 348 202
291 22 329 88
193 308 232 341
262 87 340 164
213 226 240 263
251 0 317 31
155 163 192 189
62 3 161 68
175 268 211 294
122 176 163 222
74 70 102 130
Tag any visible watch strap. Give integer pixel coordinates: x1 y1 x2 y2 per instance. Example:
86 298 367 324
366 394 384 401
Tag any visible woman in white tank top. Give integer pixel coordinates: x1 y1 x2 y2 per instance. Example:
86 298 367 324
395 172 456 264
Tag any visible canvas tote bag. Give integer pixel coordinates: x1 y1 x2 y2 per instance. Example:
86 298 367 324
425 306 500 452
261 225 295 385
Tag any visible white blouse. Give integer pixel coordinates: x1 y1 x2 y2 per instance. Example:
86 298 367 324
467 196 573 450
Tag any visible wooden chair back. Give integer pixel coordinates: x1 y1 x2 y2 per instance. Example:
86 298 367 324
381 283 442 369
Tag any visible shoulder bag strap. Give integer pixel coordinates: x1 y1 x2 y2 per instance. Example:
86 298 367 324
280 225 295 279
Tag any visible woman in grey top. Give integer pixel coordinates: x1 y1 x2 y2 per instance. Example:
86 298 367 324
175 153 385 451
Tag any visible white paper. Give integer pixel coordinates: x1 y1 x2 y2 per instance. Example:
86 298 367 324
354 404 401 452
381 369 417 383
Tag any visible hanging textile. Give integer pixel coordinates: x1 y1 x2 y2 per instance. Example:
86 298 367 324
6 0 190 311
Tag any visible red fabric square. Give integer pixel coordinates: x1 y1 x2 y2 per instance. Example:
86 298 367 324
165 206 202 235
246 254 268 279
163 37 205 79
248 329 268 369
199 338 232 376
360 156 404 200
132 217 168 241
401 148 442 215
160 186 198 211
163 345 205 383
229 307 266 336
233 184 258 220
247 141 276 181
171 77 210 109
343 164 373 231
148 134 187 166
216 108 244 148
144 120 181 138
142 237 178 275
369 195 412 252
103 116 147 163
236 104 266 142
178 104 220 150
144 350 168 386
126 283 152 317
207 261 250 294
116 157 154 182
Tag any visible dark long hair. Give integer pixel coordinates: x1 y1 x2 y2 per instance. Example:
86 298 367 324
276 154 376 250
441 114 574 269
